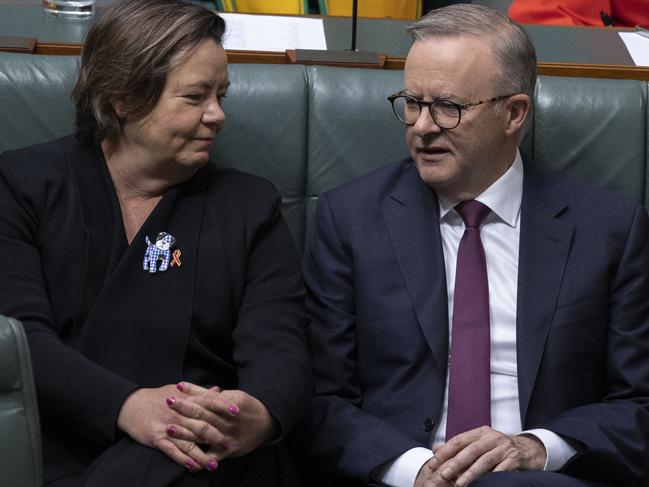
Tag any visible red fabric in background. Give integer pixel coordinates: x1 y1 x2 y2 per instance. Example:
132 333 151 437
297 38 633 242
508 0 649 26
612 0 649 26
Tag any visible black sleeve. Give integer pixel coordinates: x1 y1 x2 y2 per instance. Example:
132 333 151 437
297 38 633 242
0 153 138 447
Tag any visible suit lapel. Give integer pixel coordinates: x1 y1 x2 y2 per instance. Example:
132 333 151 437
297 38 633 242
381 161 449 382
516 164 574 425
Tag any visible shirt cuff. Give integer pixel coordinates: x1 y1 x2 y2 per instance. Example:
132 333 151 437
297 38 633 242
520 428 578 471
372 447 433 487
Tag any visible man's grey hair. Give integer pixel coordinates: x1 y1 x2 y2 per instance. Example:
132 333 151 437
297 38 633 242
407 4 537 100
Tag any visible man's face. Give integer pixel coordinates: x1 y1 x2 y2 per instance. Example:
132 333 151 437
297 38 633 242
404 36 514 200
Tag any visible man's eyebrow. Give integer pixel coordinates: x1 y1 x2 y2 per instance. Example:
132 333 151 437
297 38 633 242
398 89 458 100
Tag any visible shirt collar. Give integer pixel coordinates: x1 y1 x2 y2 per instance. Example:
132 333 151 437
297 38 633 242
438 150 523 228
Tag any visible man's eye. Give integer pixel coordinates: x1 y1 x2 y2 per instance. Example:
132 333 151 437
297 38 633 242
404 98 420 108
184 93 204 101
435 101 458 114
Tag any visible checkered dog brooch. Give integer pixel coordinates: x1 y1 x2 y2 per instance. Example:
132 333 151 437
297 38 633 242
143 232 181 273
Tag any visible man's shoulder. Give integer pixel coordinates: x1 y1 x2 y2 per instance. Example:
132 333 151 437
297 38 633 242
525 162 643 221
324 158 414 204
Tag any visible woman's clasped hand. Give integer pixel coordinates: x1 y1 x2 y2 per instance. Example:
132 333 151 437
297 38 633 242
117 383 274 473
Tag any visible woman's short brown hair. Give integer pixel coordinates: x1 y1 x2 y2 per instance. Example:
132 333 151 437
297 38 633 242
73 0 226 144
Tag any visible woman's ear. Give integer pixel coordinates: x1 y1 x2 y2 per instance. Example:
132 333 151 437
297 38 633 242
111 98 128 119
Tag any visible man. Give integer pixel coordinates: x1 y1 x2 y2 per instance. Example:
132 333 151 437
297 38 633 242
303 4 649 487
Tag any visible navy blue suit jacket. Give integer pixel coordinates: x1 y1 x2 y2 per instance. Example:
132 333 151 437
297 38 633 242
303 158 649 486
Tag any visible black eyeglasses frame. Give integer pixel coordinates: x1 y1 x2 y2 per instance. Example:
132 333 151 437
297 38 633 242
387 93 516 129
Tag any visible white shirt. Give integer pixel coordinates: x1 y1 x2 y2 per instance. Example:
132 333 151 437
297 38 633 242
377 152 577 487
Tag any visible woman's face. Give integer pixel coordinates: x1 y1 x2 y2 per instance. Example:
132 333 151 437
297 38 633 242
117 39 229 175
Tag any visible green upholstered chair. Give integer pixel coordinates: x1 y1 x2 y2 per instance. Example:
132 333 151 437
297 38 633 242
0 315 42 487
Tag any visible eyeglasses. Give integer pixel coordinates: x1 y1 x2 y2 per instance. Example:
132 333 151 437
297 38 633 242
387 93 515 129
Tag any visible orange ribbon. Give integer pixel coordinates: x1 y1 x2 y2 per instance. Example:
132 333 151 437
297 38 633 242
171 249 182 267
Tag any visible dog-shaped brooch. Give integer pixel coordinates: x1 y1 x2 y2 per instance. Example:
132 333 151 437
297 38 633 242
143 232 176 274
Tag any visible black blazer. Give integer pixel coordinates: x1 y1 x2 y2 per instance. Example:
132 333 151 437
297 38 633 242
302 158 649 486
0 135 311 486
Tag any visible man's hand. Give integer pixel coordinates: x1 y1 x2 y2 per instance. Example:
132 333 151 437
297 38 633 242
165 383 275 461
416 426 547 486
414 458 453 487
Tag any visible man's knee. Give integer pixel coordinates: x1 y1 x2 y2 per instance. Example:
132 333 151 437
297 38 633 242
471 471 590 487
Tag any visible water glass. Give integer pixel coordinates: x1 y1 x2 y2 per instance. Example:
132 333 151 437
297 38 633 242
43 0 95 20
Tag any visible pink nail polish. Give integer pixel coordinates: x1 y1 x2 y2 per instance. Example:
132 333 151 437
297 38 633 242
229 405 239 416
166 425 176 436
222 442 229 450
166 396 176 407
176 382 185 392
185 459 196 470
207 459 218 471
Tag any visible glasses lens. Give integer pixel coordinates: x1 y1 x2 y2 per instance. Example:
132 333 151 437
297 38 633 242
391 96 420 125
431 100 461 129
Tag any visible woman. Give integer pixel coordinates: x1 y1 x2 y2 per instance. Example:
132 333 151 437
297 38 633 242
0 0 311 485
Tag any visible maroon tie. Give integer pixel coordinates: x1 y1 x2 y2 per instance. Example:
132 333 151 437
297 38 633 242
445 200 491 441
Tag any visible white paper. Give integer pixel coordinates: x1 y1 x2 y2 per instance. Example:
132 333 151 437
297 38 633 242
618 32 649 67
220 13 327 52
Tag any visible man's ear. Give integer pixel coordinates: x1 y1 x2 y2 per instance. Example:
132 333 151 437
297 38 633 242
504 94 531 136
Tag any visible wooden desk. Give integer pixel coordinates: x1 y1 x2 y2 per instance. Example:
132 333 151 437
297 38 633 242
1 2 648 80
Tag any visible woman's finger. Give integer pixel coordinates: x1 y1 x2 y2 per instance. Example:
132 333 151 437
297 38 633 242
166 424 203 444
193 390 239 417
176 382 216 397
169 393 236 422
171 414 233 450
155 437 219 473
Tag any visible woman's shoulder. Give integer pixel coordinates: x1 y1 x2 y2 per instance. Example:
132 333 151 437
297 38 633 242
0 135 78 175
0 135 79 191
202 162 279 200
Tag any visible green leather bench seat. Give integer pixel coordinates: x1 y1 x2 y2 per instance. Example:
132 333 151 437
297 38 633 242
1 54 647 254
0 52 648 485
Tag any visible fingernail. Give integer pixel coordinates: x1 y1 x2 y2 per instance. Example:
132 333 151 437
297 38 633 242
210 385 221 392
185 459 196 470
176 382 185 392
166 396 176 407
441 467 453 480
229 405 239 416
207 459 218 471
166 425 176 436
222 442 229 450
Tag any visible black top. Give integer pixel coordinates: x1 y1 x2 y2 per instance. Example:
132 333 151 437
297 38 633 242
0 135 311 486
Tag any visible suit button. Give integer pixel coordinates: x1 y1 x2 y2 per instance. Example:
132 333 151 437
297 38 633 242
422 418 434 432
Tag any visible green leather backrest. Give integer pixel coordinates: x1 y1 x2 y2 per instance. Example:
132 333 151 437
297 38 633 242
212 63 309 251
531 76 647 203
0 53 647 256
0 316 42 487
0 54 78 150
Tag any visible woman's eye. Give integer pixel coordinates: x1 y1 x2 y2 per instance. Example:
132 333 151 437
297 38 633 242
184 93 204 102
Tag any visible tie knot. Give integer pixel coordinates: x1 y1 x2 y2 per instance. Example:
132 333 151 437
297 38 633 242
456 200 490 228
